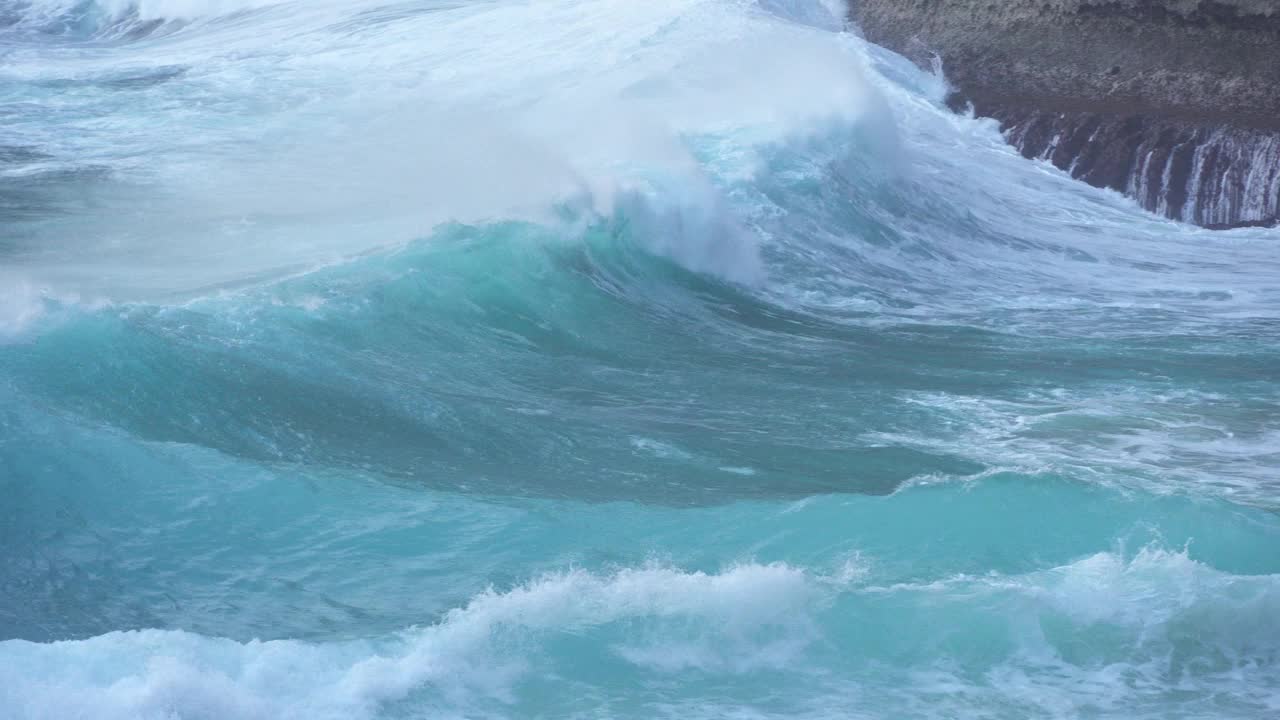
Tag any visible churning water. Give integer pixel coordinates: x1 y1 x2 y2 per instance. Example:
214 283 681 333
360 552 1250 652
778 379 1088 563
2 1 1279 718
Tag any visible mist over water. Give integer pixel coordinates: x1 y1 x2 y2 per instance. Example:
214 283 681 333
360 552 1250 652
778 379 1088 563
3 1 1279 718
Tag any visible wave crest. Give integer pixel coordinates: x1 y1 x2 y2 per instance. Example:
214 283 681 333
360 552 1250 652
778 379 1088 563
0 563 821 720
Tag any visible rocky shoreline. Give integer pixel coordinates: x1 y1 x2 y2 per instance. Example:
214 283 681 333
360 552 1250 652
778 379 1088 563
852 0 1280 229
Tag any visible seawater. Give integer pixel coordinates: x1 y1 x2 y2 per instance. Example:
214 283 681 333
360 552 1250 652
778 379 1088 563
2 1 1279 718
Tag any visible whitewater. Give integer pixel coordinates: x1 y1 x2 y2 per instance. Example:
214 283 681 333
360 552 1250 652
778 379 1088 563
2 1 1279 718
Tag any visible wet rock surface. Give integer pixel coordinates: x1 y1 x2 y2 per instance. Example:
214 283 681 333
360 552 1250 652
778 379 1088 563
854 0 1280 228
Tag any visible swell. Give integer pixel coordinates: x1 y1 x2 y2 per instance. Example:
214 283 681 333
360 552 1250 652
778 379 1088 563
8 433 1279 644
6 405 1280 692
0 217 991 504
4 534 1280 719
4 159 1280 506
6 205 1280 508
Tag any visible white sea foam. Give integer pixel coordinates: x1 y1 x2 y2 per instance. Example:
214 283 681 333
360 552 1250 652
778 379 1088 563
5 549 1277 719
0 278 48 341
0 276 110 342
866 386 1280 507
3 0 885 302
0 563 821 720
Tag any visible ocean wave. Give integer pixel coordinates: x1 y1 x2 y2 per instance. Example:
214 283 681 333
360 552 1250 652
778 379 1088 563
4 1 1279 717
3 549 1277 719
2 0 887 308
0 563 821 720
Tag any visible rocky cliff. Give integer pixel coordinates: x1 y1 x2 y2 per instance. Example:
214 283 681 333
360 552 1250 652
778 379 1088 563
852 0 1280 228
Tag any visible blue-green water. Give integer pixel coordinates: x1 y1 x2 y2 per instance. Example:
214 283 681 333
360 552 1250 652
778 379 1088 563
2 1 1279 718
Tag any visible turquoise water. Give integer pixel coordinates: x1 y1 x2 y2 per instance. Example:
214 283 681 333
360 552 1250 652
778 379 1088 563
2 1 1279 718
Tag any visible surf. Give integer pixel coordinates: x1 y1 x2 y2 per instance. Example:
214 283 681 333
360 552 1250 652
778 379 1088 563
2 1 1278 718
